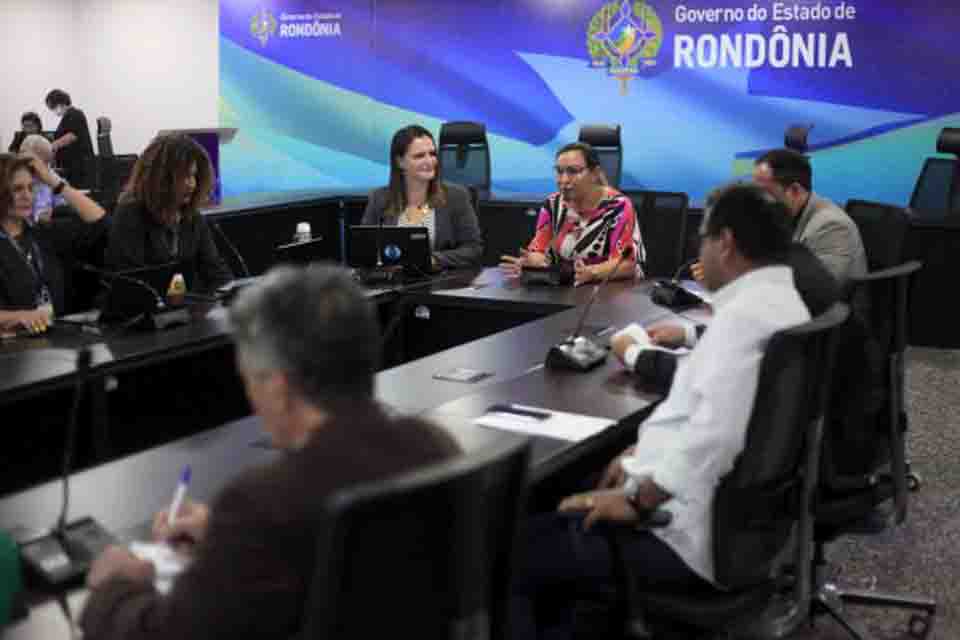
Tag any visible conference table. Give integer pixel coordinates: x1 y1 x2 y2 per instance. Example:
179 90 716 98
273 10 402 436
0 267 692 638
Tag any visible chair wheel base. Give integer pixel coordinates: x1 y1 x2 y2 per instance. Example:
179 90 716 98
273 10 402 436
908 613 933 640
906 472 922 491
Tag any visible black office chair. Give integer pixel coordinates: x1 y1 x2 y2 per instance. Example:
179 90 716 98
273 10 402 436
808 199 935 638
624 190 688 278
438 122 491 202
601 303 849 639
785 124 813 154
578 124 622 189
908 127 960 220
96 117 114 158
298 437 531 639
97 153 138 213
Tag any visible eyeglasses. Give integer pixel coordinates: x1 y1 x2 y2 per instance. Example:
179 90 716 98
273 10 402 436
554 165 587 178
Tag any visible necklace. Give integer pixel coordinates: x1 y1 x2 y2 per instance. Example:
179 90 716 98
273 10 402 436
402 202 432 224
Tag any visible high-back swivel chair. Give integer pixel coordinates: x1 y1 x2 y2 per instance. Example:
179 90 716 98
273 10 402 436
438 122 491 202
603 303 849 638
909 127 960 219
96 117 114 158
578 124 623 189
624 190 688 278
811 200 936 639
298 437 530 639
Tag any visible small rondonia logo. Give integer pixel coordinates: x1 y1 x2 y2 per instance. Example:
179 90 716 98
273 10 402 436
250 7 277 47
587 0 664 95
383 244 402 261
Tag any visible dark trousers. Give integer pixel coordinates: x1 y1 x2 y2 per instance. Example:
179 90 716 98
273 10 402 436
510 512 708 640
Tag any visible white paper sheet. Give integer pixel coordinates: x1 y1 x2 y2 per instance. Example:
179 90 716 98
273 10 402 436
473 404 615 442
130 541 189 595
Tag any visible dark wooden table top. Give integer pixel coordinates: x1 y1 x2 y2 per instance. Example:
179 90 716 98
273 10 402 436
0 267 684 638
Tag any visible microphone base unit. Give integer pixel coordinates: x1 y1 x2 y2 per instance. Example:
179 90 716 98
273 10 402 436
545 336 609 372
134 306 191 331
650 280 706 310
19 517 116 586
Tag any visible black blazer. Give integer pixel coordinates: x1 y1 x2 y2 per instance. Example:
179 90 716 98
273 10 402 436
361 182 483 268
0 219 109 315
107 201 233 294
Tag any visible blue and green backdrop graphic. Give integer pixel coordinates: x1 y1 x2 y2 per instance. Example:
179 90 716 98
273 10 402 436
219 0 960 205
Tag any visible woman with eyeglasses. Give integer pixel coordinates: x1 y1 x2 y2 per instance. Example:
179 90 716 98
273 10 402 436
361 124 483 271
500 142 643 286
0 153 106 336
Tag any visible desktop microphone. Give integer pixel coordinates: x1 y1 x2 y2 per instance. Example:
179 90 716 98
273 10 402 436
209 220 250 278
360 213 402 285
545 245 633 372
19 346 117 586
650 259 706 309
80 264 190 329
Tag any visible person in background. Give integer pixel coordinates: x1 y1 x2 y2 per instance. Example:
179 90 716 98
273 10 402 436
45 89 95 189
362 124 483 270
0 154 106 334
7 112 43 154
80 264 460 640
500 142 643 286
753 148 866 284
19 134 64 224
107 134 232 294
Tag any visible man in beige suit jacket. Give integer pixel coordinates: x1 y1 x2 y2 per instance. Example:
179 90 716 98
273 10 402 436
754 148 867 284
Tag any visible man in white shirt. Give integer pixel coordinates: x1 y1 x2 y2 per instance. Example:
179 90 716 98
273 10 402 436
510 183 811 640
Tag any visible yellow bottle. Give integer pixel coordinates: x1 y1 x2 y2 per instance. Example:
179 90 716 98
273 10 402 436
167 272 187 306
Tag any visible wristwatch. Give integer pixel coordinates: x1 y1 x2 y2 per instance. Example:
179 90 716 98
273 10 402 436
52 180 67 195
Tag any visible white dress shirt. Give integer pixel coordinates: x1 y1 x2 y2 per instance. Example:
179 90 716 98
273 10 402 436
620 265 810 585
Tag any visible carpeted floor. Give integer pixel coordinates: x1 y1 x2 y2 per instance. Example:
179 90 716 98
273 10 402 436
792 347 959 639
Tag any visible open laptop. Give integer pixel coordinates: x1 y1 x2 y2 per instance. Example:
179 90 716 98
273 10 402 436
99 262 183 324
273 237 330 266
348 226 432 279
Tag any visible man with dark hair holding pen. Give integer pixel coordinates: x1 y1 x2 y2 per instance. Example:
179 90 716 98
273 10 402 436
80 265 459 640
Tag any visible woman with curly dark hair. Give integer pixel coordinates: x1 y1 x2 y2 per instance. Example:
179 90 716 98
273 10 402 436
107 134 232 294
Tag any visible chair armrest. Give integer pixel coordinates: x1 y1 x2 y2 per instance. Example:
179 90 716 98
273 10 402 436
851 260 923 283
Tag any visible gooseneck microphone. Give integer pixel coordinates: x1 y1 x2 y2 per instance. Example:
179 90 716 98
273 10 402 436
650 258 707 309
80 263 190 329
546 245 634 371
19 346 117 587
375 213 385 269
669 258 698 283
209 220 250 279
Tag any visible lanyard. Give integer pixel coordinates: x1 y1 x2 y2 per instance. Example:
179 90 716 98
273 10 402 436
0 227 51 306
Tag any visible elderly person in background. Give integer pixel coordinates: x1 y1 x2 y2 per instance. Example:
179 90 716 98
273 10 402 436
19 134 64 224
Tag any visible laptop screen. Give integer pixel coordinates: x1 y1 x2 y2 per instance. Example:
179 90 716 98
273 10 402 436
348 226 431 276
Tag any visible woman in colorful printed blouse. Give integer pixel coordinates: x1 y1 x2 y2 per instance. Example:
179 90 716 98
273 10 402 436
499 142 644 286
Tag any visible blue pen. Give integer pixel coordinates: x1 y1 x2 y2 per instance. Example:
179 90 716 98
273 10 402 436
167 465 192 526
